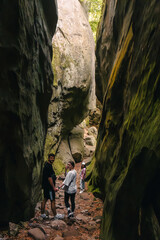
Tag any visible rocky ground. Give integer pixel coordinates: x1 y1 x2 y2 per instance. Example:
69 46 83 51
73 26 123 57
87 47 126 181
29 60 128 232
0 162 103 240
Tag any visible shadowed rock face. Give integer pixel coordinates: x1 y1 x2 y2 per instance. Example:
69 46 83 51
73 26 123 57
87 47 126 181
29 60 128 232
0 0 57 226
89 0 160 239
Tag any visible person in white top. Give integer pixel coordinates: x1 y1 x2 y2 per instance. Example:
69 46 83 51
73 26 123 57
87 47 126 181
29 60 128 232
60 161 77 218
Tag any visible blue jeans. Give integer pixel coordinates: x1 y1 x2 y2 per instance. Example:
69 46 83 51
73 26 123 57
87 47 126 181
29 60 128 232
80 179 85 190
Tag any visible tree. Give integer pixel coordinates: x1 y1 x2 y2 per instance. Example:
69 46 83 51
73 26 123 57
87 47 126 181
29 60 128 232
87 0 103 40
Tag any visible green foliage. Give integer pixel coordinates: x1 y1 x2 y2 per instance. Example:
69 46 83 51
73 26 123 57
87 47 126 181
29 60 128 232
87 0 103 40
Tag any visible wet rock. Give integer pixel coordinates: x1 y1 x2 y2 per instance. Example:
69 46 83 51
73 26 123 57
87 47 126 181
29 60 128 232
28 228 46 240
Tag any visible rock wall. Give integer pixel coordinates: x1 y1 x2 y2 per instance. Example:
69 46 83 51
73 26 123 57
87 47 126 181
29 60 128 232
89 0 160 239
48 0 96 142
0 0 57 226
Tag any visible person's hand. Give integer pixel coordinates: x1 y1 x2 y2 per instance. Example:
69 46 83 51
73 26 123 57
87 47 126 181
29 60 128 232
54 187 59 192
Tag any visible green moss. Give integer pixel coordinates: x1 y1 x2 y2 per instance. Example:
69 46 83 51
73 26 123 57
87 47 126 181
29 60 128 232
108 25 133 90
52 44 61 86
86 155 96 179
52 42 77 87
44 134 55 162
123 63 160 164
85 116 90 127
53 158 65 175
44 134 65 175
86 156 101 196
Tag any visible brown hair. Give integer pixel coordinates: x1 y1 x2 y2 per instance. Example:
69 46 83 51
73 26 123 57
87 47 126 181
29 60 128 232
48 153 55 158
69 160 75 168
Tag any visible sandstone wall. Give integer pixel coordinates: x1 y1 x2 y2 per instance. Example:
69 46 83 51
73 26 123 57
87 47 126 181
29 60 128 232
0 0 57 226
88 0 160 239
48 0 96 141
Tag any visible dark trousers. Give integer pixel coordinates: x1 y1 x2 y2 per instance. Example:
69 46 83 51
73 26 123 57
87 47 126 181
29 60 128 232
64 192 76 212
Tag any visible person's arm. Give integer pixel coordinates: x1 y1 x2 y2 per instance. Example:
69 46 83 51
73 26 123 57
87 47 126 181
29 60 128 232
59 171 71 188
48 177 58 192
59 182 65 189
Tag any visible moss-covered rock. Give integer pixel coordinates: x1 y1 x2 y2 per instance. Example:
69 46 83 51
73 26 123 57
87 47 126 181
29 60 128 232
0 0 58 226
89 0 160 239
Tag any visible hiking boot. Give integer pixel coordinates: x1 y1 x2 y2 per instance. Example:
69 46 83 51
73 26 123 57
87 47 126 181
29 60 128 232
54 213 64 220
67 207 71 214
79 190 84 194
40 213 47 219
68 212 74 218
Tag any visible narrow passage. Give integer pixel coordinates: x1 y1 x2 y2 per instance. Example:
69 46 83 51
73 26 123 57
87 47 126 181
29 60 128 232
3 162 103 240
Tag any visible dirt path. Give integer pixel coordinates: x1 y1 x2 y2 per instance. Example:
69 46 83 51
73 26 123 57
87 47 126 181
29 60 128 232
1 162 103 240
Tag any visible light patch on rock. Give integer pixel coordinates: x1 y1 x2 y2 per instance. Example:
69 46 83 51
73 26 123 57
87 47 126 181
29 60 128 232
51 220 67 230
28 228 46 240
85 135 96 146
88 126 98 138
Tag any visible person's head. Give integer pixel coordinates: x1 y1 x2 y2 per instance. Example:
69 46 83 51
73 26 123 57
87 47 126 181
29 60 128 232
81 162 86 168
68 161 75 170
48 153 55 164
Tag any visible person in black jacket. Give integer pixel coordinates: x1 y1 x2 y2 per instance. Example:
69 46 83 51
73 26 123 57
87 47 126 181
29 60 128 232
41 153 59 219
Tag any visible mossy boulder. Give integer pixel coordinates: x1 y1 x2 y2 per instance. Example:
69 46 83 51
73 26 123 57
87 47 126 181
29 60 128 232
88 0 160 239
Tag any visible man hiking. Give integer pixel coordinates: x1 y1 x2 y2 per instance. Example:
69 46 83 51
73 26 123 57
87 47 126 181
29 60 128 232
41 153 63 219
